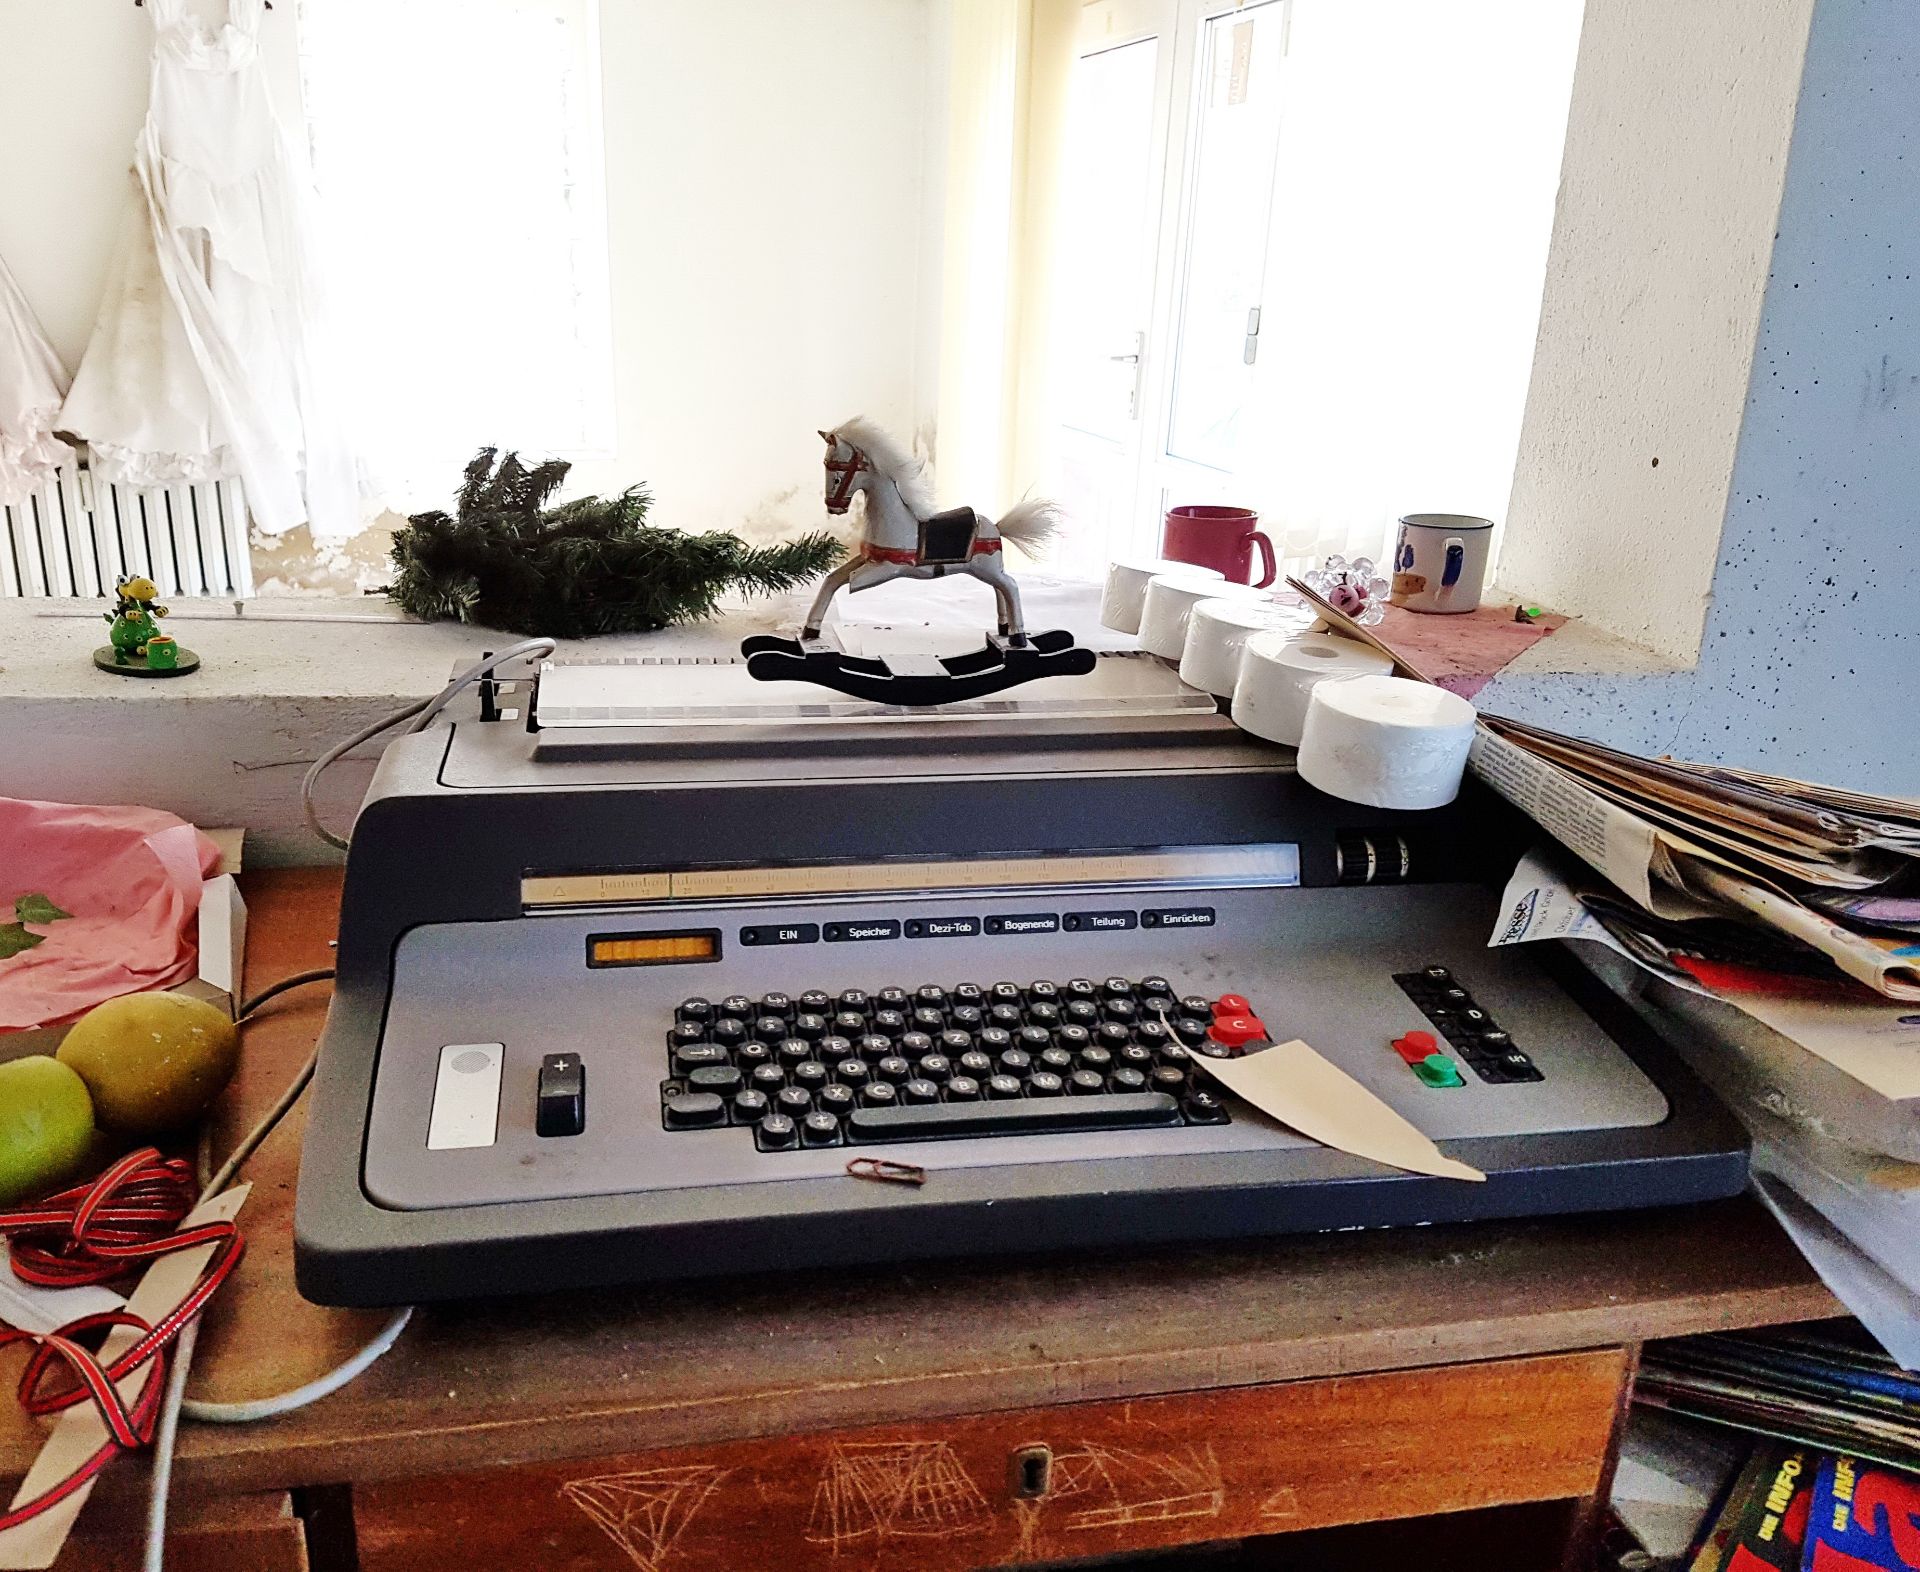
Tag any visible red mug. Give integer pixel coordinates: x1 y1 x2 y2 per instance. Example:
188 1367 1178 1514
1161 505 1276 588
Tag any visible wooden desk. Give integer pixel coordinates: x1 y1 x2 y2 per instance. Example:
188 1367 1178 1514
1 870 1840 1571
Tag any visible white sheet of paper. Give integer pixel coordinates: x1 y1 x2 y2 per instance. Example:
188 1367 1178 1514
1490 847 1631 949
1488 847 1718 997
837 622 981 659
0 1244 124 1337
1720 990 1920 1102
0 1185 249 1571
1193 1040 1485 1182
1751 1175 1920 1371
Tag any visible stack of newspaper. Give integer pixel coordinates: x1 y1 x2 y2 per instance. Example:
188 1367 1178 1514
1471 715 1920 999
1638 1325 1920 1475
1291 581 1920 1366
1473 723 1920 1368
1603 1325 1920 1568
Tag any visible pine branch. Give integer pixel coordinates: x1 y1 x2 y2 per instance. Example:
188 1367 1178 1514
724 534 846 595
383 449 843 638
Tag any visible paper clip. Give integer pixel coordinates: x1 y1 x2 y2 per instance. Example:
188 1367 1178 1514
846 1157 928 1187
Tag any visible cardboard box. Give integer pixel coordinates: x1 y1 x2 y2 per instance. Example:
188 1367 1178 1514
0 827 247 1062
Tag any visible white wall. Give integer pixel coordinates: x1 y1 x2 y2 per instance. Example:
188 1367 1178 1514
1481 0 1920 792
0 0 942 556
1492 0 1817 664
585 0 939 536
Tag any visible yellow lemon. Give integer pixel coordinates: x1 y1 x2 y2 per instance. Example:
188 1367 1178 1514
58 992 240 1134
0 1056 96 1206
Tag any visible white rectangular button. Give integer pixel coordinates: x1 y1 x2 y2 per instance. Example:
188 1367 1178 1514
428 1042 504 1150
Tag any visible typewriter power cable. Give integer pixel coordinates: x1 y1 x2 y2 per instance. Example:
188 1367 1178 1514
137 976 417 1559
301 637 558 850
154 644 549 1565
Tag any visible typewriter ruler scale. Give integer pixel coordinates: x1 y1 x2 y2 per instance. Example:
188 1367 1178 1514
521 845 1300 910
294 654 1747 1305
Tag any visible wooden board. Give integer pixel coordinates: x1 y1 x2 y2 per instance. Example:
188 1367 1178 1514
0 871 1839 1503
356 1351 1625 1572
56 1492 306 1572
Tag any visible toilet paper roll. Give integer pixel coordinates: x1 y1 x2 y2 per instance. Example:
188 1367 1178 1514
1178 597 1317 697
1297 674 1478 810
1138 576 1267 661
1100 557 1223 635
1230 631 1394 747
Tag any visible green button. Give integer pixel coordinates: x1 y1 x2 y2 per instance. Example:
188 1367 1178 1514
1413 1054 1464 1088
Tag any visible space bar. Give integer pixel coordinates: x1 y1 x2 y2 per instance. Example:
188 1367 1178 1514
846 1092 1183 1144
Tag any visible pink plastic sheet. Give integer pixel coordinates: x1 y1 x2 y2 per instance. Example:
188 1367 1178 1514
1372 604 1566 699
0 798 219 1032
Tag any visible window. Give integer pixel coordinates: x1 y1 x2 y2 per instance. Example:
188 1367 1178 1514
298 0 614 506
1050 0 1583 573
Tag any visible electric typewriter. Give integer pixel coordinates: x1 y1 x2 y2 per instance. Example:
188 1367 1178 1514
294 652 1747 1306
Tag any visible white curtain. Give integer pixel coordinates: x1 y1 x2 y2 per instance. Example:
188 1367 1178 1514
58 0 363 539
297 0 613 511
0 251 73 506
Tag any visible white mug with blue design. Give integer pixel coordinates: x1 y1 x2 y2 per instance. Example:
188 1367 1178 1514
1390 513 1494 614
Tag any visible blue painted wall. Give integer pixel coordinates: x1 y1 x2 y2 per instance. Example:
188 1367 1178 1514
1480 0 1920 793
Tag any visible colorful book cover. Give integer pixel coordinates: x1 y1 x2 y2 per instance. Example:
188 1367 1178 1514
1692 1446 1813 1572
1801 1454 1920 1571
1691 1448 1775 1572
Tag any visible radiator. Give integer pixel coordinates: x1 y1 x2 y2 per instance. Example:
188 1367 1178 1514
0 465 254 599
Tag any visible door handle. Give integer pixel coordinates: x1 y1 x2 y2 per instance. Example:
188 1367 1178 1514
1111 331 1146 420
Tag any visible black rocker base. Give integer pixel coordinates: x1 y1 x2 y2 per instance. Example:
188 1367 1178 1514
742 629 1095 706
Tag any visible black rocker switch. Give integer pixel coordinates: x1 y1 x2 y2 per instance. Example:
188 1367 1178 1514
536 1053 586 1137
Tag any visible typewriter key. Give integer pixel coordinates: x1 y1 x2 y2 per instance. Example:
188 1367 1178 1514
754 1112 799 1150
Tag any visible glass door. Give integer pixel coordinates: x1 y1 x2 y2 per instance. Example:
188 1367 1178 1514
1051 0 1291 563
1052 6 1175 573
1139 0 1290 537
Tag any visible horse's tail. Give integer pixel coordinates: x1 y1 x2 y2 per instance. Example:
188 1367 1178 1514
993 498 1067 560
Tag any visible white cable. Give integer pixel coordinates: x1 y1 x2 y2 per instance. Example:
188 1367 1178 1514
301 699 429 851
141 971 413 1570
181 1308 414 1424
300 636 557 850
142 1322 197 1572
151 637 557 1563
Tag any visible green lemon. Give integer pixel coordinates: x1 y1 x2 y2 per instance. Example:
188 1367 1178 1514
0 1056 96 1206
58 992 240 1135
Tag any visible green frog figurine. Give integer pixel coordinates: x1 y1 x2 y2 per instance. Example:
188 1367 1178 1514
105 576 169 663
93 576 197 676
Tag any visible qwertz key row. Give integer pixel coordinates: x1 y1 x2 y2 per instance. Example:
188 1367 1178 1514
658 977 1242 1151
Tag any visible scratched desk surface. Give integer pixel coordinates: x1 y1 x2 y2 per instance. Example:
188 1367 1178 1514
0 869 1839 1499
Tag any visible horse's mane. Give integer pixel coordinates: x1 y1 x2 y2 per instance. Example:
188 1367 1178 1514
835 416 935 517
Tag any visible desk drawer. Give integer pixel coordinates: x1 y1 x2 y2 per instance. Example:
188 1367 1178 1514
356 1349 1625 1570
47 1491 306 1572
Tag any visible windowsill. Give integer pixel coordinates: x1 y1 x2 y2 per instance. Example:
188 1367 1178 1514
2 588 1686 700
1477 613 1687 680
0 584 1685 865
1 596 643 703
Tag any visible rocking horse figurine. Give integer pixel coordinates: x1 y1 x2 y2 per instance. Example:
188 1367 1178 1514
742 419 1095 705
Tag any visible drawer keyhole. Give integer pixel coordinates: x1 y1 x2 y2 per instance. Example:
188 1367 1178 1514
1011 1444 1052 1499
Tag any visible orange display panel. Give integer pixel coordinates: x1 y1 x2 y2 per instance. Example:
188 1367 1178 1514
585 930 721 968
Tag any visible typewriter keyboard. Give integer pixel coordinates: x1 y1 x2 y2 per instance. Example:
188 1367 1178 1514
658 976 1250 1152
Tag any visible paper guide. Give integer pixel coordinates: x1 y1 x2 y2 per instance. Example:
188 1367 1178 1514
1193 1040 1485 1183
